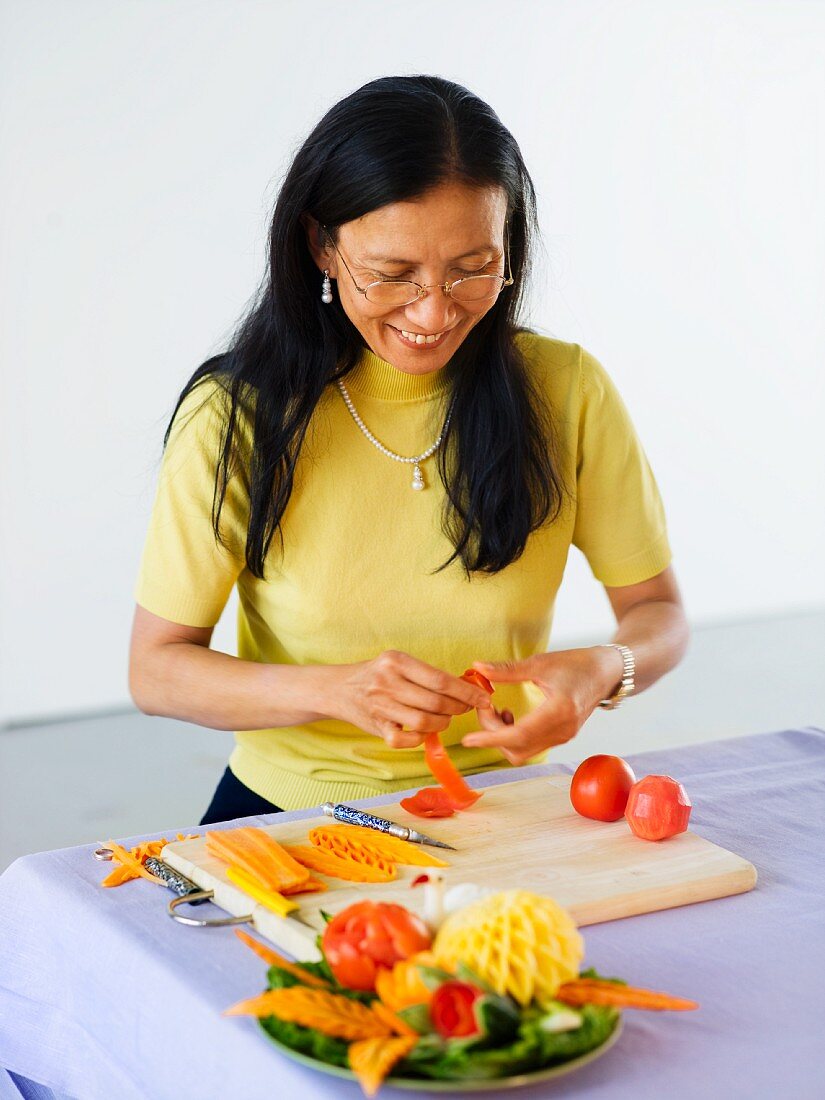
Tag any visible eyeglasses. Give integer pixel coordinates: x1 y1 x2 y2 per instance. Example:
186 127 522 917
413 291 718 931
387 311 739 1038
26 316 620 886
321 225 514 308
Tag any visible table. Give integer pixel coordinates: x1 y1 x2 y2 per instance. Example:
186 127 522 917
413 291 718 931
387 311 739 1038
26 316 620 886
1 728 823 1100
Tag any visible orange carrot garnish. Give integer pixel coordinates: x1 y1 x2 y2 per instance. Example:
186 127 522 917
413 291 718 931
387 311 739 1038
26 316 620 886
370 1001 418 1037
224 987 391 1040
284 844 399 883
206 827 310 892
348 1035 418 1098
556 979 698 1011
308 825 449 869
233 928 330 988
103 840 165 885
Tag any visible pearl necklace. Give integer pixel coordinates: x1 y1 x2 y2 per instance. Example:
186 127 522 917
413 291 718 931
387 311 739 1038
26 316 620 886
336 379 453 491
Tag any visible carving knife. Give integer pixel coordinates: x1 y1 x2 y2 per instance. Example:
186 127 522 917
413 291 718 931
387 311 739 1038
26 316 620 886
320 802 457 850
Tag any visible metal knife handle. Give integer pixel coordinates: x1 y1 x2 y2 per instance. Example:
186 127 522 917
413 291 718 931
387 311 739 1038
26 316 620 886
145 857 209 904
321 802 411 841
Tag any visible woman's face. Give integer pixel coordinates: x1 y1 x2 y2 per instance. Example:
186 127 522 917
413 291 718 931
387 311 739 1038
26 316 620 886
307 180 510 375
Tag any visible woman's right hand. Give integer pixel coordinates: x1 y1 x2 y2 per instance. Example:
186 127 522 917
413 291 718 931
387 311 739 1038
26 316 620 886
330 650 495 748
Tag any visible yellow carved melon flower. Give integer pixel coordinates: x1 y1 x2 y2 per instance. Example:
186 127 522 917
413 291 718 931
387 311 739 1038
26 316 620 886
433 890 584 1006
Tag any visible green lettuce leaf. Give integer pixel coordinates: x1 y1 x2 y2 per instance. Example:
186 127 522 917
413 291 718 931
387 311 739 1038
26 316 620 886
259 1014 350 1067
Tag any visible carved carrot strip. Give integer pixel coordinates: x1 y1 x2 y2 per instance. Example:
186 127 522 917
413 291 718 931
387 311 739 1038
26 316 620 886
103 841 165 885
224 827 310 886
556 979 698 1011
206 832 279 889
224 987 391 1040
370 1001 418 1037
309 826 449 869
281 877 328 895
206 828 309 891
241 828 311 888
374 953 435 1010
284 844 399 883
306 829 400 877
348 1035 418 1098
100 864 136 887
100 835 200 888
233 929 331 988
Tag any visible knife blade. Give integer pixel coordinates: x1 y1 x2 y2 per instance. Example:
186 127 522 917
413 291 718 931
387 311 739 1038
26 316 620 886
320 802 457 850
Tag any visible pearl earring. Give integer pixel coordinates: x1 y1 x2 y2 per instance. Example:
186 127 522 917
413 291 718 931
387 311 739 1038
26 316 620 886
321 269 333 304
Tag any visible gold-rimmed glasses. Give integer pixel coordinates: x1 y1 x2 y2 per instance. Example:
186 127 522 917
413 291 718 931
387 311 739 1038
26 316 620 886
321 225 514 307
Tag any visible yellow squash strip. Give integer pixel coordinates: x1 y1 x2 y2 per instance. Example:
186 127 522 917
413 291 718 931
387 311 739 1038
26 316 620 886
233 929 331 989
284 844 398 884
348 1035 418 1098
224 987 392 1041
225 866 299 918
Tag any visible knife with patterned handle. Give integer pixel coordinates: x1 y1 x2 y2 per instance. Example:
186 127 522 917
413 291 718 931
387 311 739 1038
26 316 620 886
320 802 457 850
144 856 210 903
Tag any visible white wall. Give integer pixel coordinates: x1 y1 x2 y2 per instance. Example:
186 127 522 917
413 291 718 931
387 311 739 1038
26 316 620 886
2 0 823 723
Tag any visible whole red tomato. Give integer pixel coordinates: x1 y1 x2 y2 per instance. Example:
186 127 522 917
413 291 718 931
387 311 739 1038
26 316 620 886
321 900 432 991
570 754 636 821
625 774 692 841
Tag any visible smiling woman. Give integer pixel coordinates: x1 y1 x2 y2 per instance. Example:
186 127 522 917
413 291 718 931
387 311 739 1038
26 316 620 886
304 182 513 361
129 74 688 824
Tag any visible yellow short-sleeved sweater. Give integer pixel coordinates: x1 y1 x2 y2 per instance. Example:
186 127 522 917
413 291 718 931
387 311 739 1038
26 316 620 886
135 333 671 809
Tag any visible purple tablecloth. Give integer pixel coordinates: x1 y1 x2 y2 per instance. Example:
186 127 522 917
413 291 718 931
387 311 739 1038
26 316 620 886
1 727 823 1100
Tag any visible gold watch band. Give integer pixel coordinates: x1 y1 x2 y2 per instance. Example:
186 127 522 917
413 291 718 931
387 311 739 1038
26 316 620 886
597 644 636 710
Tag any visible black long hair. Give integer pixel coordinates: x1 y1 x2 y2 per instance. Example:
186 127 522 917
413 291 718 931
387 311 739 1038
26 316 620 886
167 75 567 577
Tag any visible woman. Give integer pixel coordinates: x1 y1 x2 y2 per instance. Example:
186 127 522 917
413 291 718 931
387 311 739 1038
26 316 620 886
129 75 688 826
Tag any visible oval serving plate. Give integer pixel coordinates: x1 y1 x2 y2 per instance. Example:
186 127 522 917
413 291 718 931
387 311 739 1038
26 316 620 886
258 1015 623 1092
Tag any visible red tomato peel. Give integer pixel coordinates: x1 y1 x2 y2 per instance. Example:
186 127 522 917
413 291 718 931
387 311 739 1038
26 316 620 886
625 774 692 841
461 668 495 695
400 787 456 818
423 733 483 809
570 754 636 822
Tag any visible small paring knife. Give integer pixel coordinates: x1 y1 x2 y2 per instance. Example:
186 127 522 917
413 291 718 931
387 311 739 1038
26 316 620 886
321 802 457 851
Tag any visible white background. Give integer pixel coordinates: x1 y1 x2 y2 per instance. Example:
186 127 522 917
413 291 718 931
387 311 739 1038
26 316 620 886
1 0 823 724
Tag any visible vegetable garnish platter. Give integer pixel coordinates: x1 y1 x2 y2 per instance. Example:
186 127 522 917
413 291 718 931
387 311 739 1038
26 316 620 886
222 888 692 1095
260 1016 624 1092
162 774 756 961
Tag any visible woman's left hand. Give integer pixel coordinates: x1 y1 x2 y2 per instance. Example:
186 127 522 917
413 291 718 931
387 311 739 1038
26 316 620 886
460 647 622 765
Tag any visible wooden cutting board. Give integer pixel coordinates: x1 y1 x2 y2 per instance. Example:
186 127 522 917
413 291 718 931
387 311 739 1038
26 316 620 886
162 775 757 961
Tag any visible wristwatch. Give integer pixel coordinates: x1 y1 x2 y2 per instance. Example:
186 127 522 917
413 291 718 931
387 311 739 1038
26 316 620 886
597 644 635 709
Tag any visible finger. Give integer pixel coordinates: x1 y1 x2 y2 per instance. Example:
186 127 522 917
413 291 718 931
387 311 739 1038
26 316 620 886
461 702 556 752
462 732 538 767
381 703 450 737
378 720 426 749
393 681 479 719
461 725 525 750
472 658 538 684
460 726 537 767
475 707 511 733
393 654 492 710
